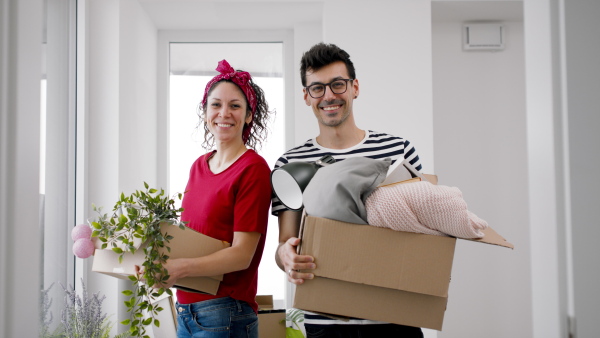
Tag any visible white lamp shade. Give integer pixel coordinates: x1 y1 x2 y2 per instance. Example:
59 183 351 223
271 169 305 210
270 156 335 211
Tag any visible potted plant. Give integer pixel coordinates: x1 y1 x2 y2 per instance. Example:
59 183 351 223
90 182 185 338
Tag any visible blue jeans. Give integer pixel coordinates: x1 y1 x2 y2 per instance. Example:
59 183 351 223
175 297 258 338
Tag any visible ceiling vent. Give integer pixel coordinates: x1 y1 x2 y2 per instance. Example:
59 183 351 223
463 23 504 51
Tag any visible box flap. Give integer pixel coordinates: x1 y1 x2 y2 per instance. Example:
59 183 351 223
423 174 438 185
380 159 426 186
463 226 514 249
160 224 231 282
299 216 456 297
255 295 274 310
158 224 230 292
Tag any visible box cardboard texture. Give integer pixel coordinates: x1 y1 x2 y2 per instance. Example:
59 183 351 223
92 223 230 294
294 176 513 331
256 295 286 338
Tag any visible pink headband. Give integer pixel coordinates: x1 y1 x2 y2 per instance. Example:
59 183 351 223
201 60 257 143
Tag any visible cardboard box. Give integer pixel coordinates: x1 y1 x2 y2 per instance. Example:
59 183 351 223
149 294 177 338
92 223 230 294
256 295 286 338
294 215 513 331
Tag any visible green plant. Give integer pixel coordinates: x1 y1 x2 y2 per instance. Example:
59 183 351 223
285 308 305 338
91 182 185 338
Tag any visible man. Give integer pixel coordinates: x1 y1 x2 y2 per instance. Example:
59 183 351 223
272 42 424 337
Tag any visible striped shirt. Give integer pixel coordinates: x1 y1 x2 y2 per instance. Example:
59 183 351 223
271 130 422 216
271 130 423 326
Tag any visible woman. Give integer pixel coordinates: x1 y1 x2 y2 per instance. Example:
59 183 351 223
162 59 273 338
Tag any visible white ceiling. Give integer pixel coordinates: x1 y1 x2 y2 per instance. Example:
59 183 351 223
139 1 523 31
139 0 323 30
146 0 523 74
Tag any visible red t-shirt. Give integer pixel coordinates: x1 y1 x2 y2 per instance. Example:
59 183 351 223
176 149 271 313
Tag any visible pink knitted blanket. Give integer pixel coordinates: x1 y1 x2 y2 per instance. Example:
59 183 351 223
365 181 488 239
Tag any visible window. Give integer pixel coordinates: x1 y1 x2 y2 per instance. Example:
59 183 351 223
39 0 77 333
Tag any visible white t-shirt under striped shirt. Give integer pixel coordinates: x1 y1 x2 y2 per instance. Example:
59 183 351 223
271 130 423 325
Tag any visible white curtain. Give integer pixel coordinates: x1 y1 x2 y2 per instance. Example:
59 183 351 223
0 0 44 337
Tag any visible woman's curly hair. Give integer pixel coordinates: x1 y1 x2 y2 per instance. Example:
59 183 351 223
197 78 274 151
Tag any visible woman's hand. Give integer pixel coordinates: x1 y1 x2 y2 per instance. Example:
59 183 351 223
153 258 188 289
135 259 188 290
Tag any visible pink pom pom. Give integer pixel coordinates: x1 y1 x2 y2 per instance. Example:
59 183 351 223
73 238 95 259
71 223 92 241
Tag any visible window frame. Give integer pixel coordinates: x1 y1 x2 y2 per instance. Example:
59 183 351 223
157 29 295 190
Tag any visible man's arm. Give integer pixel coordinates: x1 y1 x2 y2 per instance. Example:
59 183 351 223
276 210 316 285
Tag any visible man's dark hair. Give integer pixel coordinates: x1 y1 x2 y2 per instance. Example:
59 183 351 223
300 43 356 87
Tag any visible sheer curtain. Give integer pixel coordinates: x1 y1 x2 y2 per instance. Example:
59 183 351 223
0 0 45 336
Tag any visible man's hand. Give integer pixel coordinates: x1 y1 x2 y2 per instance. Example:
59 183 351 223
278 237 316 285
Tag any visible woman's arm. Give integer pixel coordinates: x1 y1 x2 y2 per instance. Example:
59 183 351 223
157 231 261 289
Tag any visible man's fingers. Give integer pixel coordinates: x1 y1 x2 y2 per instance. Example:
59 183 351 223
287 269 314 285
286 237 301 246
279 236 317 285
289 261 316 271
293 255 314 264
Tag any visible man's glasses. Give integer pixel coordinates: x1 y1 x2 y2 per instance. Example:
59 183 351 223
305 79 354 99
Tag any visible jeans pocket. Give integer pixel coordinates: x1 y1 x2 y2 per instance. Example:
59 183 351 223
245 317 259 338
192 308 230 333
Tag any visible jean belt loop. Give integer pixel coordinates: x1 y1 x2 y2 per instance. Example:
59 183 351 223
235 299 243 313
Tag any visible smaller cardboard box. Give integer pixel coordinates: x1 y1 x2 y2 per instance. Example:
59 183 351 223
149 294 177 338
92 223 230 294
257 295 286 338
294 215 513 331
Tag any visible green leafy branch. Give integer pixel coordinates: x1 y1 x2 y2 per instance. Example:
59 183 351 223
90 182 186 338
286 308 305 332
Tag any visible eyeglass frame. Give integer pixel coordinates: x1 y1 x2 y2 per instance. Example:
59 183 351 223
304 78 355 99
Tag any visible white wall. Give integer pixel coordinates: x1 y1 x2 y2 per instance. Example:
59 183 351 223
322 0 435 170
524 0 568 336
292 20 323 146
562 1 600 337
119 0 159 193
85 0 158 333
432 20 532 337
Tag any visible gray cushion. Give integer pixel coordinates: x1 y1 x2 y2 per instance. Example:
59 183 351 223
303 157 391 224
